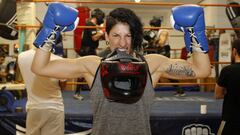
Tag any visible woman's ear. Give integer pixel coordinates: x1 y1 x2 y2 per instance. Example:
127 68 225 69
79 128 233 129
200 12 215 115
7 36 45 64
105 32 109 41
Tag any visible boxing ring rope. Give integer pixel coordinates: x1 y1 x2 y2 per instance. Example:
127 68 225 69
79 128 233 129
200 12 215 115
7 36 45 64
15 25 240 31
17 0 240 7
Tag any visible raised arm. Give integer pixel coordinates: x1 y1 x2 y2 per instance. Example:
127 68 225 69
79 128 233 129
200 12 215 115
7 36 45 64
31 3 101 80
146 5 211 86
146 52 210 79
32 50 100 79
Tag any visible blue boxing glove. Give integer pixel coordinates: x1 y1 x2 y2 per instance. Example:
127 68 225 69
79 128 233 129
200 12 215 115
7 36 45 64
34 2 79 52
170 4 208 53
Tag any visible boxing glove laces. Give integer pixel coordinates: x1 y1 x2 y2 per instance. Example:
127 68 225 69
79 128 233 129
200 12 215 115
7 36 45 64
171 4 208 53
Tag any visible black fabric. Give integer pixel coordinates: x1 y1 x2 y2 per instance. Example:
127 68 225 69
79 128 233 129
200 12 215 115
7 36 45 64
0 25 18 40
221 121 240 135
79 20 98 56
156 45 171 58
217 63 240 122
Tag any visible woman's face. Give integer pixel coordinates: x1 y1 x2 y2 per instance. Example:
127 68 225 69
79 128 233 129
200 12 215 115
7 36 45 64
105 23 132 54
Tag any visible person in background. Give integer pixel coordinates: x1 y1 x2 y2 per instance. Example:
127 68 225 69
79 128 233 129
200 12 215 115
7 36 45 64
18 24 66 135
153 29 171 57
74 8 106 100
215 38 240 135
18 49 66 135
32 3 210 135
142 16 162 54
79 8 105 56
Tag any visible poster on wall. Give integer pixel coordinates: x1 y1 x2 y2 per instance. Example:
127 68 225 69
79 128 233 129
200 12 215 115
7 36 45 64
218 33 232 75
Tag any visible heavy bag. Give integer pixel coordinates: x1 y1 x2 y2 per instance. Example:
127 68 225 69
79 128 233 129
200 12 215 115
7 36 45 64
226 1 240 38
74 6 90 53
0 0 18 40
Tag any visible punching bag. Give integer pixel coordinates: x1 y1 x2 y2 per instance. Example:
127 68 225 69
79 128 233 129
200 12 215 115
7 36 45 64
0 0 18 40
226 1 240 38
74 6 90 54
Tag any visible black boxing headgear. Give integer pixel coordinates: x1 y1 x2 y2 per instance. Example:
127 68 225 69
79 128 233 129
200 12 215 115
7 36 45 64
91 8 105 25
100 49 148 104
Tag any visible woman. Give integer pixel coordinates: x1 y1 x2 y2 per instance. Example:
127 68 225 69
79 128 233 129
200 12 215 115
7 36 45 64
32 3 210 135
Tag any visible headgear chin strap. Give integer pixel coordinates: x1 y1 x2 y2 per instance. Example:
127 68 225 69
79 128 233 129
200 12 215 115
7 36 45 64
100 49 148 104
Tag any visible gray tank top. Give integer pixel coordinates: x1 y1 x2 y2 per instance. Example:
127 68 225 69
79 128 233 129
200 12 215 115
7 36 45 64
90 67 155 135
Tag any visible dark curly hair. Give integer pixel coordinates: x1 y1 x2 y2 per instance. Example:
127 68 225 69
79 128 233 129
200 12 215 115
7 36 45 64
105 8 143 52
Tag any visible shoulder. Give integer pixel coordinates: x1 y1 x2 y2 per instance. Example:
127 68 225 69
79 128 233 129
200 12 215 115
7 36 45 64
221 64 233 71
219 64 235 76
79 55 101 61
144 53 167 62
76 55 101 68
77 55 101 78
50 53 62 60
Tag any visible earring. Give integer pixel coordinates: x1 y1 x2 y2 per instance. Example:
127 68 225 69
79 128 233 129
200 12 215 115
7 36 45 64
106 41 109 45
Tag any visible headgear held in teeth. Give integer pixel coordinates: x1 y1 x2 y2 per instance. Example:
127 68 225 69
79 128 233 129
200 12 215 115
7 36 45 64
100 49 148 104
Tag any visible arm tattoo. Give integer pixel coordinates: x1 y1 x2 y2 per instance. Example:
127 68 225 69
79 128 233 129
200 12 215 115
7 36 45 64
166 63 196 77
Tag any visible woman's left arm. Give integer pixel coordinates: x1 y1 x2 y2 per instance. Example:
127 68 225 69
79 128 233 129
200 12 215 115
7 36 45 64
145 52 210 82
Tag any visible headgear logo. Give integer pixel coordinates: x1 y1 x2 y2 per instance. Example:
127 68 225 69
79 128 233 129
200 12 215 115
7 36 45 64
119 63 140 73
182 124 214 135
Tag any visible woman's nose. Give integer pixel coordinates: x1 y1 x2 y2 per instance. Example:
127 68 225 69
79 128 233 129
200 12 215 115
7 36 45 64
119 37 127 47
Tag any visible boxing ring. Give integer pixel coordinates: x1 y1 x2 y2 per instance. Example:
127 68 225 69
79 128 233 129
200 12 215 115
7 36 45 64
2 0 240 134
0 90 222 135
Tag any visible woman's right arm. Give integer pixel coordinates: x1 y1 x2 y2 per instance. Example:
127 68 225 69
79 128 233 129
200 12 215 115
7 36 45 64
31 49 101 79
31 3 96 79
